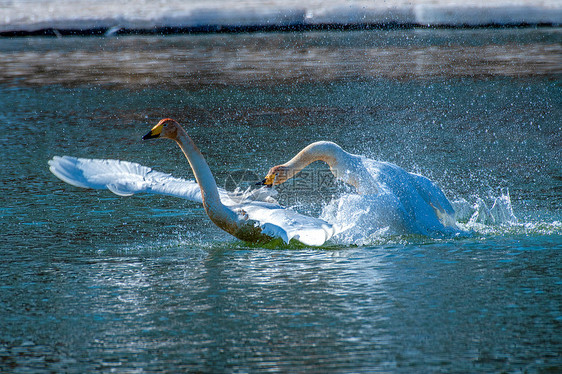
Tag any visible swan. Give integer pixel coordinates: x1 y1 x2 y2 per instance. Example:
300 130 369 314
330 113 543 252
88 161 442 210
259 141 460 238
48 119 335 246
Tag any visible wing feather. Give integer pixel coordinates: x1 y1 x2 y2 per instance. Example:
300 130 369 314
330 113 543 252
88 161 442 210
226 199 335 246
48 156 335 246
48 156 203 202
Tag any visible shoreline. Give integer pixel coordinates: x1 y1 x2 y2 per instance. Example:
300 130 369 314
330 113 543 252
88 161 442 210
1 1 561 37
1 23 560 38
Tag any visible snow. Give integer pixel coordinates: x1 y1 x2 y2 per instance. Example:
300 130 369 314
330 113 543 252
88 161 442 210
1 0 560 33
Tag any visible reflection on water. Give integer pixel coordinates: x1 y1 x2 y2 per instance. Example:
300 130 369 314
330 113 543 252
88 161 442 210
0 29 561 87
1 29 561 372
1 241 561 372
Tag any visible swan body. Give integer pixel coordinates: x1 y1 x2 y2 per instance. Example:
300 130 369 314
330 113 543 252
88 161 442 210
49 119 335 246
261 141 460 238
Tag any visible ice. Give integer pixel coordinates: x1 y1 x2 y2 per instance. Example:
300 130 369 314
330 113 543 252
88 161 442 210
1 0 560 33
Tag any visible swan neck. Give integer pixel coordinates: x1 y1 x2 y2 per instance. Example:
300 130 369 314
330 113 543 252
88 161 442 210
173 128 238 229
174 130 219 202
283 141 371 193
284 141 344 173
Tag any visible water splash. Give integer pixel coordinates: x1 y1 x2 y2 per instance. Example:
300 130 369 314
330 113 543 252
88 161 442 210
453 189 561 237
453 189 517 231
317 188 560 246
320 194 402 246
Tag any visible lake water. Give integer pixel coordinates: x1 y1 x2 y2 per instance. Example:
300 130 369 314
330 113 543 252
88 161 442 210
1 29 561 372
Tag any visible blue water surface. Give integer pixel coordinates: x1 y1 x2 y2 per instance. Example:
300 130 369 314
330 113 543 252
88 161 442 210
1 29 561 372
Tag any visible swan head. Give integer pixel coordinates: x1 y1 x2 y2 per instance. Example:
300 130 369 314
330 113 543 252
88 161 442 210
143 118 180 140
257 165 291 187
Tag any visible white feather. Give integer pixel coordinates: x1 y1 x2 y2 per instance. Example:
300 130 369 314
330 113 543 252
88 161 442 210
49 156 203 201
48 156 335 246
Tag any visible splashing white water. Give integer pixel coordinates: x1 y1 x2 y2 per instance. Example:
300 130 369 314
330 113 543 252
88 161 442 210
319 192 463 245
453 189 517 232
317 188 560 246
452 190 561 237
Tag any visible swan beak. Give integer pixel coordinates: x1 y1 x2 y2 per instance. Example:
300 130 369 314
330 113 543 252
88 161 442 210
142 123 163 140
256 174 275 187
255 179 269 187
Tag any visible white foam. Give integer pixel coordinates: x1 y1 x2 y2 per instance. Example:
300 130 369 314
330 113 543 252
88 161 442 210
318 186 562 245
451 190 561 237
453 191 517 227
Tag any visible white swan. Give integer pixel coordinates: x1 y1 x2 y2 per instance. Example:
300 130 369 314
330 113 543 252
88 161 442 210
259 141 460 238
49 119 335 246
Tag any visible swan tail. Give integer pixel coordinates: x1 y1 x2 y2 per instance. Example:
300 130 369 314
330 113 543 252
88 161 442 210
48 156 203 202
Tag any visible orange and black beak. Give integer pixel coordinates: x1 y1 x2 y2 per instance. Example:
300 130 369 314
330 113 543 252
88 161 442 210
255 174 276 187
142 121 165 140
142 131 159 140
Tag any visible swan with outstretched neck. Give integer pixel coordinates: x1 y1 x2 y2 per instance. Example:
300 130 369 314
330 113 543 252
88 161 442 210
142 118 270 242
48 119 335 246
259 141 459 237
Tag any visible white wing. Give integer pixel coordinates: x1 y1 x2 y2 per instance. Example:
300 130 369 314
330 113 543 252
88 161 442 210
409 172 457 228
224 198 335 246
48 156 335 246
48 156 203 202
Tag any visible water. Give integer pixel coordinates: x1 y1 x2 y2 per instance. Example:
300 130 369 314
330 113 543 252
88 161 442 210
1 29 561 372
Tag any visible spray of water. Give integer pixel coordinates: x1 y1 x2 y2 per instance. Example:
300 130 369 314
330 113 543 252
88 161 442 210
318 187 560 246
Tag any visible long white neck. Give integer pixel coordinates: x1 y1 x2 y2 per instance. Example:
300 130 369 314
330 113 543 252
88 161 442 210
284 141 343 172
173 128 240 232
283 141 373 193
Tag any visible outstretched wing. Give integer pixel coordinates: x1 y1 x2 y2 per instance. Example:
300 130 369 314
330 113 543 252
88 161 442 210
223 197 335 246
48 156 203 202
49 156 335 246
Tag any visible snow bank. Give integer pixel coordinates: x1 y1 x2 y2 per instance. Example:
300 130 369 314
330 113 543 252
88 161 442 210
1 0 560 33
